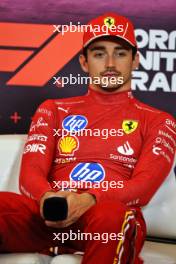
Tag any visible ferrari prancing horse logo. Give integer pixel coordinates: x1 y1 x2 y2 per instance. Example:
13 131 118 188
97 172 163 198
122 120 139 134
104 17 115 28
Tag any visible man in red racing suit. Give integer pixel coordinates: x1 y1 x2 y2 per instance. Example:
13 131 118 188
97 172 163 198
0 12 175 264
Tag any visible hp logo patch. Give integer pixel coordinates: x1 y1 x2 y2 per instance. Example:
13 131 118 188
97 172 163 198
62 115 88 132
70 163 105 182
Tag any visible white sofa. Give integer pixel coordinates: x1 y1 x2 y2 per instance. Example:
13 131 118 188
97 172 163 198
0 135 175 264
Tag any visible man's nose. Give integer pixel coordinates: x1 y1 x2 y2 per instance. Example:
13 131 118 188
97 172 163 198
105 55 115 68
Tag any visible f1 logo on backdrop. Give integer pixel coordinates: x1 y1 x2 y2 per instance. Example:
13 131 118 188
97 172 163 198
62 115 88 132
70 163 105 182
0 23 83 86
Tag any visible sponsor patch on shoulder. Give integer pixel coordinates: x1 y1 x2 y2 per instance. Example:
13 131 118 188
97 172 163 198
122 120 138 134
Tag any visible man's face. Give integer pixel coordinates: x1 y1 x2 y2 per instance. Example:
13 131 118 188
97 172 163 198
79 38 139 92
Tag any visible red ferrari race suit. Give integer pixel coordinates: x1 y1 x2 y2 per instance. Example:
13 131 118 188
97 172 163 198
0 87 175 264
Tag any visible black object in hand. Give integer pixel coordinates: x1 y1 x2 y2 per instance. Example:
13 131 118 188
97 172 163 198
43 197 68 221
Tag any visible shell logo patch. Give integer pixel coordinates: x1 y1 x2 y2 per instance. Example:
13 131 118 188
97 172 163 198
58 136 79 156
104 17 115 28
122 120 139 134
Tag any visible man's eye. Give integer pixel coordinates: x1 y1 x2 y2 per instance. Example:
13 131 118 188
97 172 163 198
115 51 126 57
94 52 105 58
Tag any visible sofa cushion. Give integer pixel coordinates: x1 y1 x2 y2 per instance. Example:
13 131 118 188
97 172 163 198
142 161 176 239
0 134 27 193
50 254 82 264
50 241 176 264
0 253 51 264
0 241 176 264
141 241 176 264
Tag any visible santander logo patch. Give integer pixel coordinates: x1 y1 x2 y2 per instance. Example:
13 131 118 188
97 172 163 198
117 141 134 156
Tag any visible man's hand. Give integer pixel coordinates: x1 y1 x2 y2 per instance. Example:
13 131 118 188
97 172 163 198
40 191 96 228
40 190 58 219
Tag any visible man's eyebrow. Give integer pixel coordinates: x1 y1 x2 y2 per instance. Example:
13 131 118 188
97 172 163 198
89 46 106 51
89 46 129 51
115 46 128 50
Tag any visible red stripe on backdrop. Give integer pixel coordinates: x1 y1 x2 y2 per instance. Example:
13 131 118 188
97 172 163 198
7 29 83 86
0 23 53 48
0 49 33 71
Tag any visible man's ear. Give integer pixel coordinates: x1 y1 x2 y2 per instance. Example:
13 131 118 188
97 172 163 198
79 54 89 73
132 52 139 70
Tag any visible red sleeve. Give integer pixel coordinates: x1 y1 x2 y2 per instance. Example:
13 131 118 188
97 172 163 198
87 113 176 207
19 100 58 202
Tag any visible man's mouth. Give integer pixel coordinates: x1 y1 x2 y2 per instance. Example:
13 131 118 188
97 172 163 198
101 72 120 77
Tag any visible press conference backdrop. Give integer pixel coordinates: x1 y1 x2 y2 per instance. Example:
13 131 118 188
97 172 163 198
0 0 175 134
